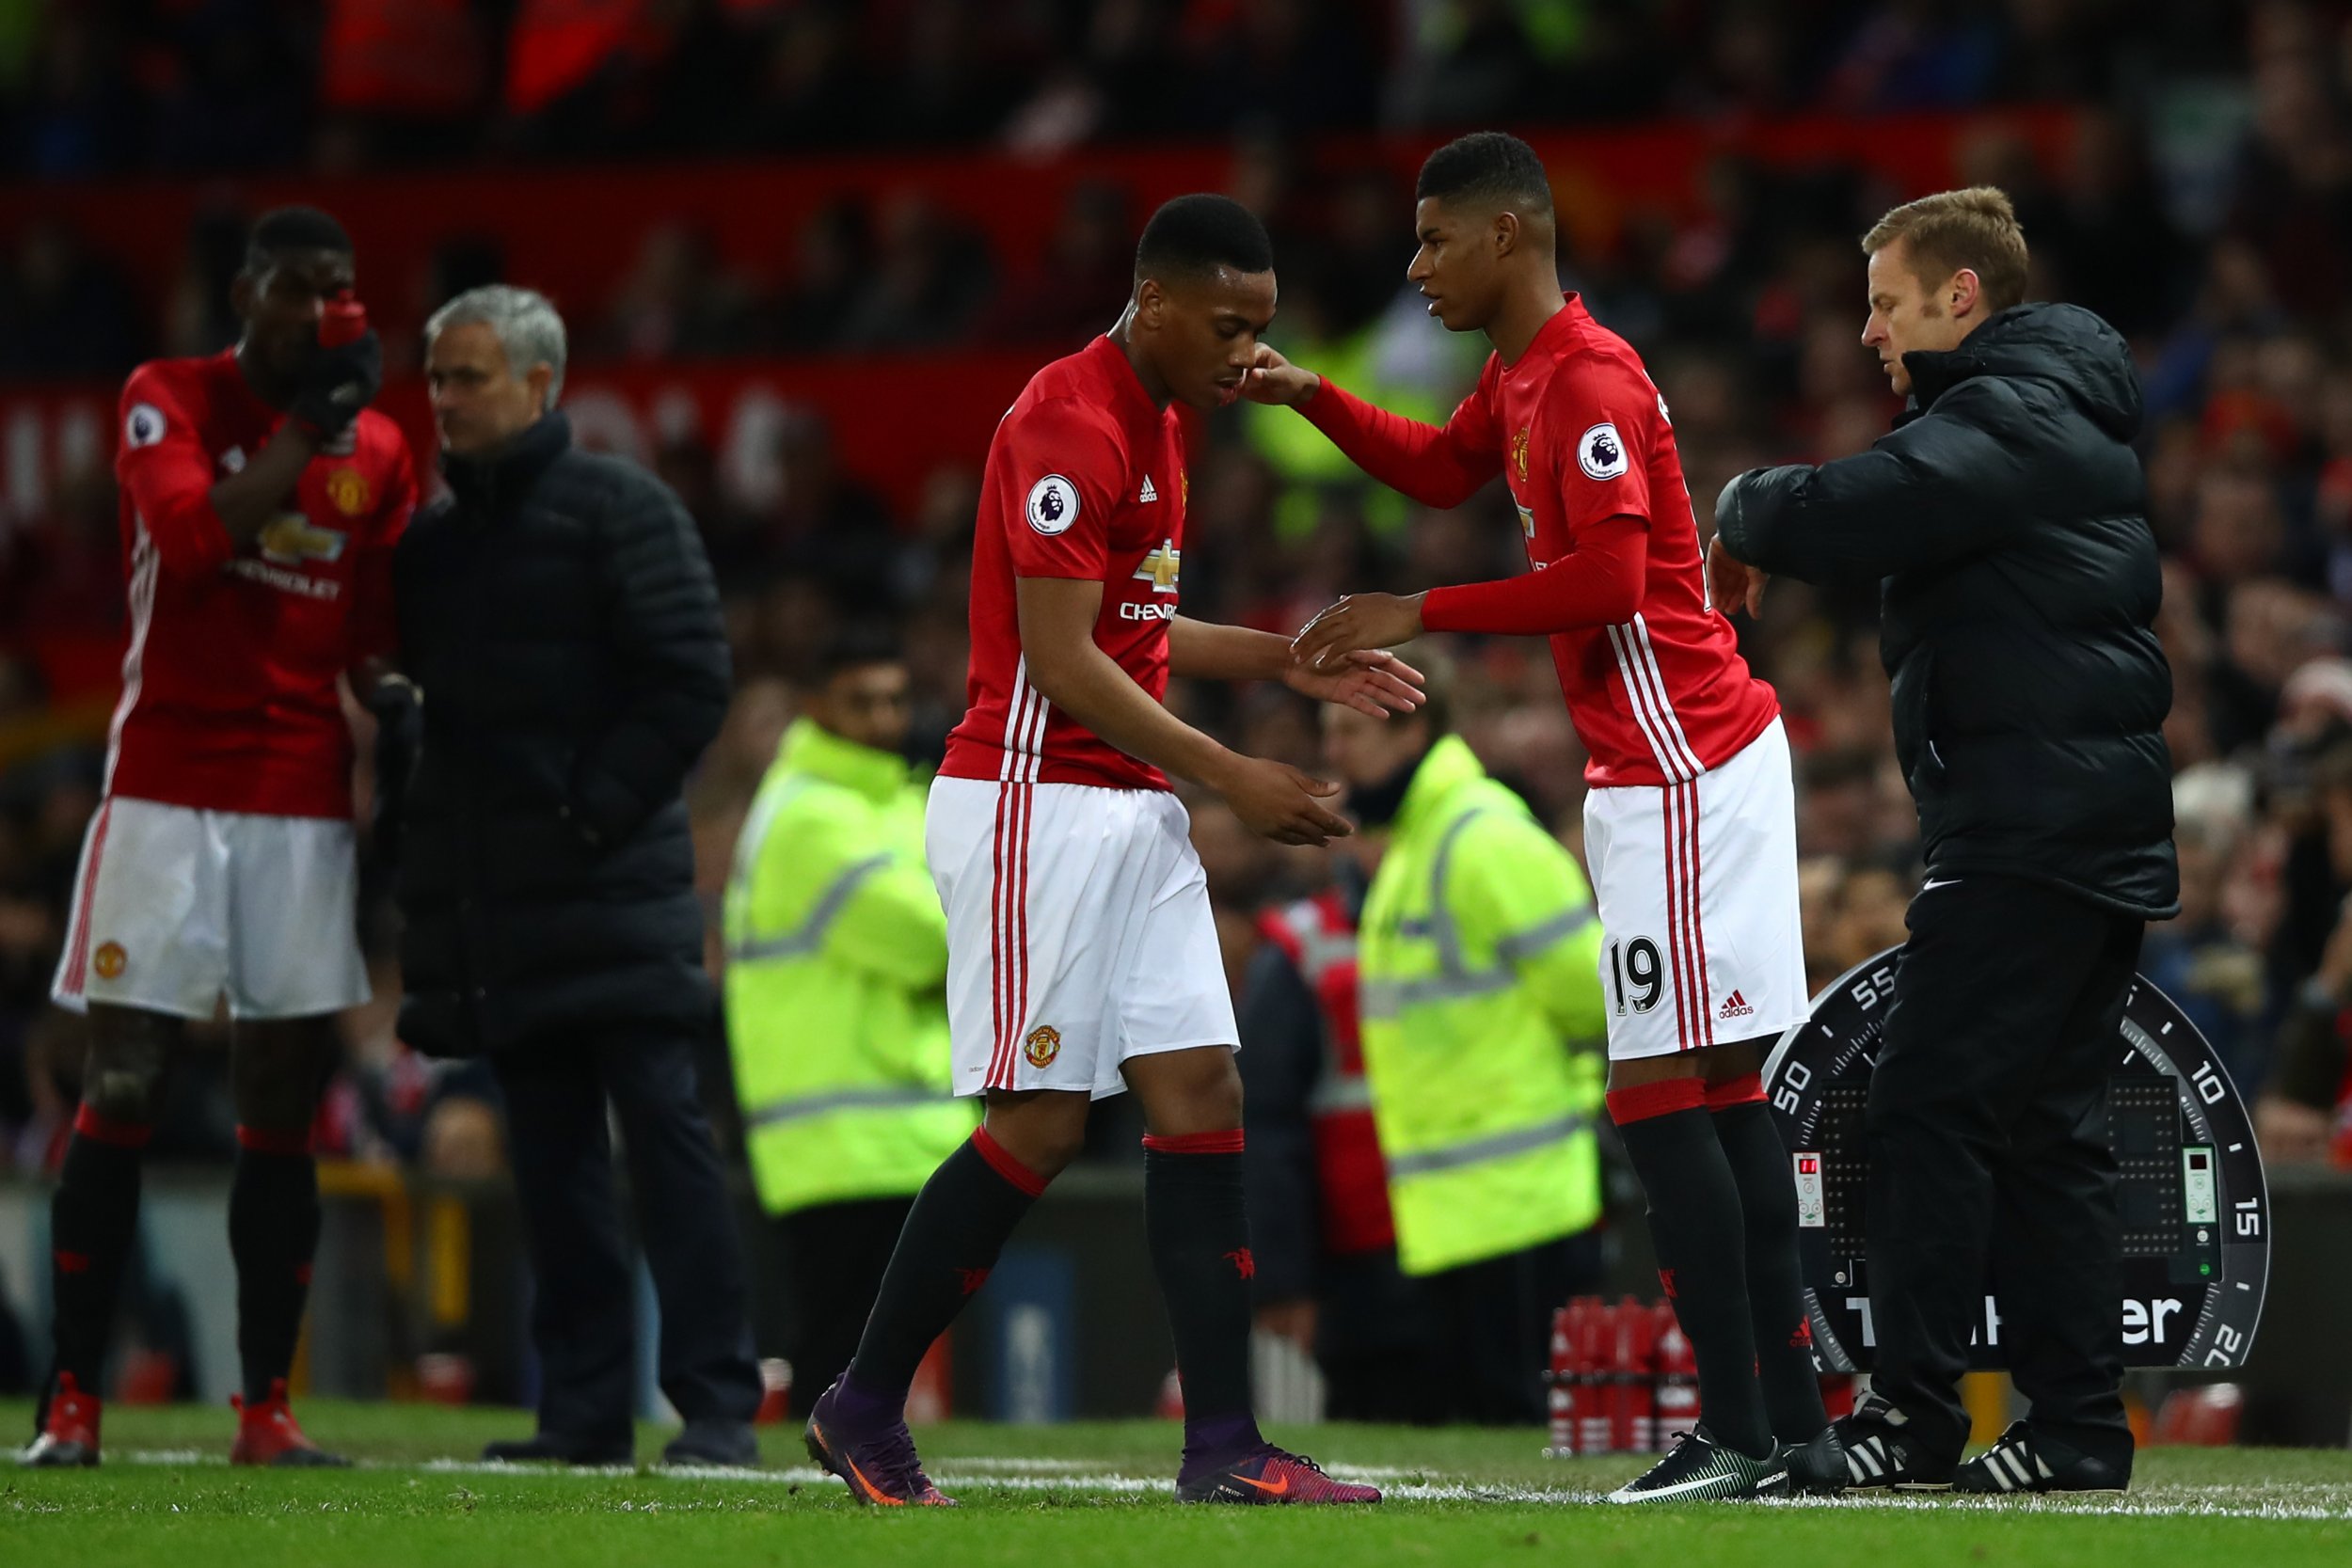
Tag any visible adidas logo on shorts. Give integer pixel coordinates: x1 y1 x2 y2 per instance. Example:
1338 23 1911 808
1718 990 1756 1021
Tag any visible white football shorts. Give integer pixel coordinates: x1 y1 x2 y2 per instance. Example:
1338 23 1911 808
1581 718 1805 1061
52 795 369 1022
928 776 1239 1100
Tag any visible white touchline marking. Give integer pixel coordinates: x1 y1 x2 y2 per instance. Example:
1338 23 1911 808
98 1452 2352 1519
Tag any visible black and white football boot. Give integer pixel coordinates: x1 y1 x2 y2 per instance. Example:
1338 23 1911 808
1605 1427 1786 1504
1833 1394 1956 1491
1954 1422 2128 1497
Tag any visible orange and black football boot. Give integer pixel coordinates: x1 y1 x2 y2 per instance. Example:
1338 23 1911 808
1176 1445 1383 1505
20 1372 101 1467
803 1377 956 1506
230 1379 351 1467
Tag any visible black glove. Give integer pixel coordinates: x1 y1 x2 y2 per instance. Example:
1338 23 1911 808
291 328 384 442
366 674 423 868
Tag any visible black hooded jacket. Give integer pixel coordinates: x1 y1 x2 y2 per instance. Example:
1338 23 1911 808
391 412 730 1055
1715 303 2179 919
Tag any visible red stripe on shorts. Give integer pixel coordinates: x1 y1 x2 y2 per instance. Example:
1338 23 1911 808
1658 773 1694 1050
988 777 1012 1087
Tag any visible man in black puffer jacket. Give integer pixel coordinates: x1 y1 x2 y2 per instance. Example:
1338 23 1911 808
1711 189 2178 1496
395 285 759 1467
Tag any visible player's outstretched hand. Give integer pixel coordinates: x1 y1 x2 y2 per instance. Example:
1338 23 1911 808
1706 535 1768 619
1292 592 1423 673
1283 647 1426 719
1238 342 1321 407
1215 754 1352 847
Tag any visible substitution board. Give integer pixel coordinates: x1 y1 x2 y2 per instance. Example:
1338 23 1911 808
1763 949 2270 1371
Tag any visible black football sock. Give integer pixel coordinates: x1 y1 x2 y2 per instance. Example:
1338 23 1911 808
1608 1081 1773 1460
229 1126 323 1404
837 1128 1043 1425
1711 1079 1831 1442
44 1106 150 1411
1142 1131 1263 1465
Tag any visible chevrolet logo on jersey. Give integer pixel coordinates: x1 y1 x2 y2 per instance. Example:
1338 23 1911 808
257 513 347 566
1133 540 1181 594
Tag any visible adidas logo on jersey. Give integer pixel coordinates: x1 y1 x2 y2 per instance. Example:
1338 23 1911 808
1138 474 1158 503
1718 990 1756 1021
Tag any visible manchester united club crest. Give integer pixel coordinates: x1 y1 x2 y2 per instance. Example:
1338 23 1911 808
326 467 372 516
93 942 127 981
1512 425 1531 483
1024 1024 1062 1069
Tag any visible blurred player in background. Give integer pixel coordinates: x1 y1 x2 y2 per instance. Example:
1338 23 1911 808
803 195 1418 1509
1248 134 1842 1502
25 207 407 1467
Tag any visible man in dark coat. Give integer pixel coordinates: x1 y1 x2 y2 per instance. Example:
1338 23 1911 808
1710 188 2178 1496
393 284 759 1466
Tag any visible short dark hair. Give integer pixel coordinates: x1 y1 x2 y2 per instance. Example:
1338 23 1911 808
1415 132 1553 216
1862 185 2029 314
1135 194 1273 284
245 206 352 271
817 619 905 679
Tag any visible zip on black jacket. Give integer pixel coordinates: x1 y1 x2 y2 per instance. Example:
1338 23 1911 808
1715 302 2179 920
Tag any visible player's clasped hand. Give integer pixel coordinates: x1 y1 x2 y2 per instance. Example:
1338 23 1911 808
292 328 384 441
1216 753 1353 847
1291 593 1425 673
1282 646 1426 719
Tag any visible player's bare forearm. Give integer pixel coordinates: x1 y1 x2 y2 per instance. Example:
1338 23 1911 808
1182 612 1428 717
1168 616 1289 682
1018 579 1357 846
1017 578 1238 788
210 426 321 546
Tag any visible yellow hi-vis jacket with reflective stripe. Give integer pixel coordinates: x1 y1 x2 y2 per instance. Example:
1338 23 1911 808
1357 736 1608 1276
723 719 975 1216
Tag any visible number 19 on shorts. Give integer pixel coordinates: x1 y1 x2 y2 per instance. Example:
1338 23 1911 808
1608 937 1665 1016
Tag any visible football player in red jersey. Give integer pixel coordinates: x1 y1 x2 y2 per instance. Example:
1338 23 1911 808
802 197 1410 1508
1245 134 1843 1502
25 208 411 1469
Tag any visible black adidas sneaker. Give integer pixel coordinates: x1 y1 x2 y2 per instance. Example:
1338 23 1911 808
1834 1395 1956 1491
1606 1427 1785 1504
1955 1422 2128 1496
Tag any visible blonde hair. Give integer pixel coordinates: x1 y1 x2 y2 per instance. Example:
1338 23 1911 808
1862 186 2029 314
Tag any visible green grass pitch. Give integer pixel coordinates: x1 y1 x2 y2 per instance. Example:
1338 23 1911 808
2 1401 2348 1568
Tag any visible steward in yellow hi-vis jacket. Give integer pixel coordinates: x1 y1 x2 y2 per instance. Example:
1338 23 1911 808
723 630 974 1415
1323 661 1606 1424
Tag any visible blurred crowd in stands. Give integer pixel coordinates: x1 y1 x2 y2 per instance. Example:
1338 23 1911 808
7 0 2352 1176
2 0 2236 179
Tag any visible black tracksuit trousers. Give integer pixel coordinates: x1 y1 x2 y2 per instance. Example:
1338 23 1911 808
1865 874 2141 1471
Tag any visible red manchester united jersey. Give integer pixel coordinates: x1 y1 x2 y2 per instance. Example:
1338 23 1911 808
1488 298 1777 787
1309 295 1777 788
104 349 416 818
943 335 1186 792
